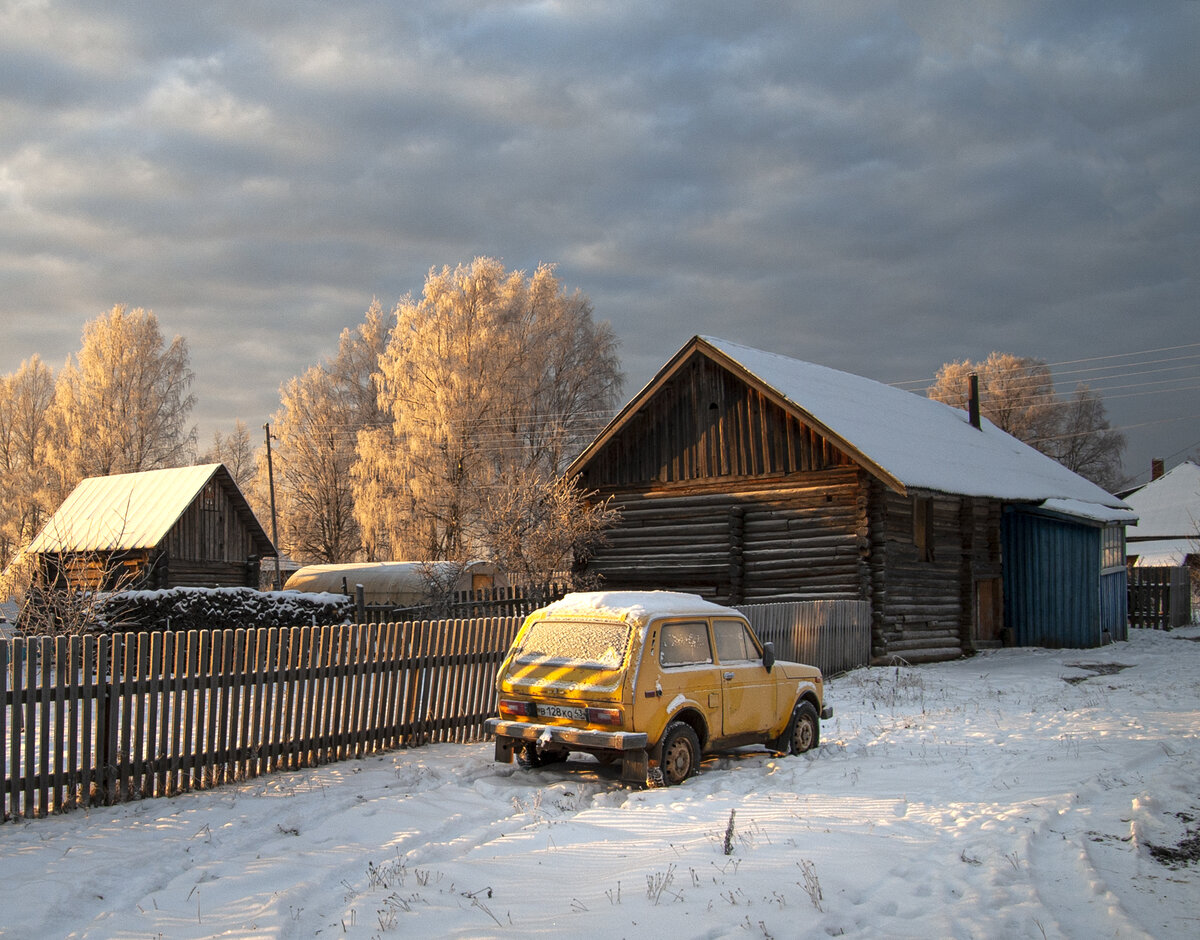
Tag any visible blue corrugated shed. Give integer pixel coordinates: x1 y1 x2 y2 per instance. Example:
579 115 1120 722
1002 509 1126 648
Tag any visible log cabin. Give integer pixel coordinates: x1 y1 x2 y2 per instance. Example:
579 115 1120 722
25 463 275 591
568 336 1135 662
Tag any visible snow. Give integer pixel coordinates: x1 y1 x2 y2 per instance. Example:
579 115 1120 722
4 627 1200 939
700 337 1134 521
543 590 738 623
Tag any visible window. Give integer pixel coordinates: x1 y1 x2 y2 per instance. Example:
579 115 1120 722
913 497 934 562
659 621 714 667
514 619 631 669
714 619 758 663
1101 525 1125 573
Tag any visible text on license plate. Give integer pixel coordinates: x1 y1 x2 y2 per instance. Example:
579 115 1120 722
538 703 586 721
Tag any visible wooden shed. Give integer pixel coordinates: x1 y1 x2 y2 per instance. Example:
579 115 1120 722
26 463 276 591
569 336 1134 662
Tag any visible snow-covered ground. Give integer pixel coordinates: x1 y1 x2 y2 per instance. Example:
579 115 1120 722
2 627 1198 939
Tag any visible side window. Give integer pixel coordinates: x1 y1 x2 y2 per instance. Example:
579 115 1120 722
659 621 714 667
714 619 758 663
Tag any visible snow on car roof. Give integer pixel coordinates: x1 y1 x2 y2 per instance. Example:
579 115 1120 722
541 591 737 622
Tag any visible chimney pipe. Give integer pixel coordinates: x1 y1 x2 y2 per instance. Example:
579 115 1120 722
1151 458 1165 480
968 373 981 429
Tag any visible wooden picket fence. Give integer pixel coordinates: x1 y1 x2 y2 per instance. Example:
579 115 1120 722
1128 566 1192 629
358 584 568 625
1 617 522 821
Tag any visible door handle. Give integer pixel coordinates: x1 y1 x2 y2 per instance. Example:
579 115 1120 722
723 672 734 681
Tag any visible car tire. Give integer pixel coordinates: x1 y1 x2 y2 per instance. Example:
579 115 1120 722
516 744 567 769
782 701 820 755
658 721 701 785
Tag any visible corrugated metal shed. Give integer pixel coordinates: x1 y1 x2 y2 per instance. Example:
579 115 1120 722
1002 509 1112 648
27 464 272 555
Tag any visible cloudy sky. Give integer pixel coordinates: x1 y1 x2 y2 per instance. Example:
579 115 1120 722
1 0 1196 485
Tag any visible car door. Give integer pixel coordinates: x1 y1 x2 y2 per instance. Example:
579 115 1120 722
654 619 722 741
713 618 778 741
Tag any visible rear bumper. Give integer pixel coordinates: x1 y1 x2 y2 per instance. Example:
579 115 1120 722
485 718 648 752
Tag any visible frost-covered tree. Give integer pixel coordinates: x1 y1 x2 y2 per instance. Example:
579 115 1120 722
46 305 196 496
202 419 256 492
264 301 393 563
354 258 622 568
0 355 56 568
929 352 1126 491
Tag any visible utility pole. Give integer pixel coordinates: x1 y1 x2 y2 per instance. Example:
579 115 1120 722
263 421 283 590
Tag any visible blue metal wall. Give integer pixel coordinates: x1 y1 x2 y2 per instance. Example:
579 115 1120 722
1002 509 1108 648
1100 570 1129 642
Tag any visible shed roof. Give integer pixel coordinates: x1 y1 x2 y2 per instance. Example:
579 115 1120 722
26 464 275 555
571 336 1134 524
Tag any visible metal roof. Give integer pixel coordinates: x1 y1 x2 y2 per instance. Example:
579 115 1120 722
26 464 273 555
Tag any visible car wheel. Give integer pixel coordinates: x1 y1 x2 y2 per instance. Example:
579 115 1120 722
516 744 567 769
658 721 701 785
786 702 820 754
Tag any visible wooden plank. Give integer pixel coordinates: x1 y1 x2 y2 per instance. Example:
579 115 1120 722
0 638 12 816
19 640 35 817
195 631 213 789
129 633 147 800
181 631 200 792
247 628 268 779
161 632 179 796
53 635 69 812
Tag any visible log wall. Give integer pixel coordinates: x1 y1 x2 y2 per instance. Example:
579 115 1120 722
585 468 866 606
866 485 1001 664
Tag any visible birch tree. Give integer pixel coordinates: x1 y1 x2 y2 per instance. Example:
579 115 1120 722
0 356 56 568
265 300 393 563
47 305 196 497
929 352 1126 490
354 257 622 579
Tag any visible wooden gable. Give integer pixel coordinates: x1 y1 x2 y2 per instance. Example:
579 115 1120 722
575 349 855 492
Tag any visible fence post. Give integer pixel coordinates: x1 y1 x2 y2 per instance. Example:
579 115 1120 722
356 584 365 624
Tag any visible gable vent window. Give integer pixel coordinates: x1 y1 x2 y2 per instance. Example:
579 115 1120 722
203 482 218 511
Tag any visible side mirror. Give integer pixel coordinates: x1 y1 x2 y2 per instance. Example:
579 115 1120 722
762 641 775 673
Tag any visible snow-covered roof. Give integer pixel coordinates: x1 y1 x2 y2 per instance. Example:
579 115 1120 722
26 464 273 554
1129 539 1195 567
698 337 1133 523
1124 461 1200 540
542 590 737 623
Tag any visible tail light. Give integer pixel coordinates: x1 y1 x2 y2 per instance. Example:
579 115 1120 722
586 707 622 726
498 699 536 718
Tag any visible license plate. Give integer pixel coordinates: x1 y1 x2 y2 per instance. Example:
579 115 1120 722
537 703 586 721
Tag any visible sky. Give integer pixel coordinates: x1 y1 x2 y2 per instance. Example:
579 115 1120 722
3 624 1199 937
1 1 1197 487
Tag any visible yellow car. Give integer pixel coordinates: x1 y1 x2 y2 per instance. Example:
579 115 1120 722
486 591 831 786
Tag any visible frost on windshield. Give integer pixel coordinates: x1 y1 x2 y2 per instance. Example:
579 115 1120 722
514 619 630 668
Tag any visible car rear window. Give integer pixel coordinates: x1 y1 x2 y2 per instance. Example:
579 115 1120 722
513 619 631 669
